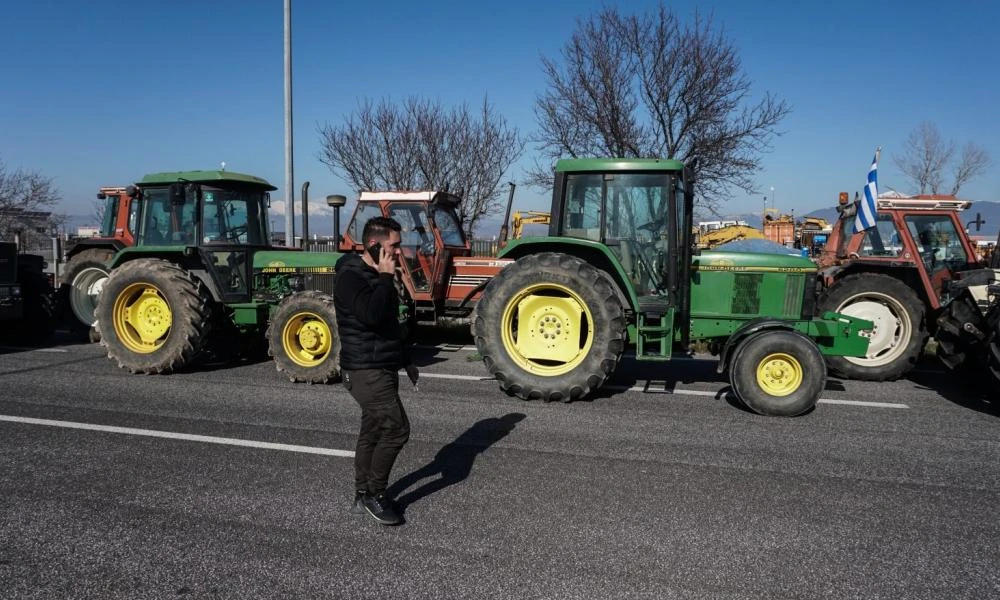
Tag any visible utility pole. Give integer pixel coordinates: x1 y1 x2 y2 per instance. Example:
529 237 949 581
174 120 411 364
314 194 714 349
283 0 295 247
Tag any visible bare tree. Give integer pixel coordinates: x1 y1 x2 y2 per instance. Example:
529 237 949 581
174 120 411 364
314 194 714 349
892 122 991 196
318 96 523 236
950 142 991 196
0 158 61 248
532 5 790 212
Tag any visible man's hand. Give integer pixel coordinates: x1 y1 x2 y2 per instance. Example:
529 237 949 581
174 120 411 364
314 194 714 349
404 364 419 391
377 245 397 274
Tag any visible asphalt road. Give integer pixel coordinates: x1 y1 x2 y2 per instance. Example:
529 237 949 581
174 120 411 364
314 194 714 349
1 332 998 599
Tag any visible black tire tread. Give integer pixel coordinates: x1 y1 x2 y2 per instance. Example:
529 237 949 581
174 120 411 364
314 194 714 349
729 330 825 417
266 290 341 384
96 258 212 374
472 252 626 402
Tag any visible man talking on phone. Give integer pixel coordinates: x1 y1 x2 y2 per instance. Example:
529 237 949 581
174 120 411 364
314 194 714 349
334 216 418 526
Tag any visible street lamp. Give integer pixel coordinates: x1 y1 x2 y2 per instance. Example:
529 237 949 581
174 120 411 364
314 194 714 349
326 194 347 250
770 186 776 211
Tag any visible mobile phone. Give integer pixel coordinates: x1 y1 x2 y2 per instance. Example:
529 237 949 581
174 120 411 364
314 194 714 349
366 243 382 264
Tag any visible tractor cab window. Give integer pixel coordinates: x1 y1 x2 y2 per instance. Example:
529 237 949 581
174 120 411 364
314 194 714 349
388 203 434 291
127 198 139 237
346 202 383 246
604 175 669 244
432 204 466 246
905 214 966 273
99 195 119 237
605 173 671 296
140 188 193 245
200 188 265 245
563 174 603 241
858 214 901 257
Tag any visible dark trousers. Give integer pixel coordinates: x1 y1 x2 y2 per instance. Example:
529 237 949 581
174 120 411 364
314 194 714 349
343 368 410 495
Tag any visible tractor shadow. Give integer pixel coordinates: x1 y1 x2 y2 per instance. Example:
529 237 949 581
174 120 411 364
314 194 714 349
387 412 526 514
906 367 999 418
407 324 475 368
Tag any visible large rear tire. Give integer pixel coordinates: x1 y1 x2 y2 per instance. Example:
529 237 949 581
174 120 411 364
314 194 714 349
729 330 826 417
58 248 114 339
267 291 340 383
96 258 212 373
473 252 626 402
935 292 986 372
987 306 1000 389
817 273 926 381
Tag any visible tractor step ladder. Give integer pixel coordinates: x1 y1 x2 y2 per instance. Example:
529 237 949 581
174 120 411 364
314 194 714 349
636 296 673 360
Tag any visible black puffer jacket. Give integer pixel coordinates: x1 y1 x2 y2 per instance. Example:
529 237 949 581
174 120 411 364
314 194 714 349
333 253 406 370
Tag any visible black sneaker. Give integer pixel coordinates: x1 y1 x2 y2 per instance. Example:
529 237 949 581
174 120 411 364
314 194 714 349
350 491 366 515
361 492 402 525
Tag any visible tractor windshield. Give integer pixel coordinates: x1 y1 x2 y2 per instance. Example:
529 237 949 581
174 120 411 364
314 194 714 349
139 187 196 245
431 204 466 246
562 172 674 295
200 187 267 245
98 195 119 238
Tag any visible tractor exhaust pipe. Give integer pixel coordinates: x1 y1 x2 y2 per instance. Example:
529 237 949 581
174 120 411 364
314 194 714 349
301 181 310 249
498 182 516 244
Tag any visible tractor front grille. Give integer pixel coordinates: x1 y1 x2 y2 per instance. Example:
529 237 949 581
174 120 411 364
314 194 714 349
304 272 336 295
731 273 762 314
784 274 806 317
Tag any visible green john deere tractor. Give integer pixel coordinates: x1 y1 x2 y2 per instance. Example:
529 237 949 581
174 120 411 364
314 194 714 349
472 158 873 416
95 170 343 382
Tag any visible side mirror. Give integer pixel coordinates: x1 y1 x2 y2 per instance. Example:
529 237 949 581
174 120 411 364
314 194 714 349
126 185 138 199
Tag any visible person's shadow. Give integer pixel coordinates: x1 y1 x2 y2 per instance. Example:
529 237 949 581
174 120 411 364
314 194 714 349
387 412 526 511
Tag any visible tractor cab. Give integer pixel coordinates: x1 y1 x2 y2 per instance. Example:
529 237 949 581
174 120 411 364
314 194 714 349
818 194 982 310
550 159 693 302
340 190 474 303
127 170 277 303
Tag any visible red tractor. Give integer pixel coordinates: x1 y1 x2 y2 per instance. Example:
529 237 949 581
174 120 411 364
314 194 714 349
58 186 137 338
814 192 985 381
337 190 511 325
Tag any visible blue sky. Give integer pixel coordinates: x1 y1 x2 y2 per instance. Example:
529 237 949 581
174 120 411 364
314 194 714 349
2 0 998 235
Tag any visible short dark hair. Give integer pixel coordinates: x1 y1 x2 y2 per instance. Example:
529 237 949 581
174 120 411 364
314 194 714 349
362 216 402 246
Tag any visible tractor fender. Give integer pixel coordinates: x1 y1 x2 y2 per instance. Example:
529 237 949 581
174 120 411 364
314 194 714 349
716 318 798 374
65 238 127 260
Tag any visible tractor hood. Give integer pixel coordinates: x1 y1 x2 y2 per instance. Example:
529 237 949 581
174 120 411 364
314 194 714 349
253 250 343 271
694 250 817 274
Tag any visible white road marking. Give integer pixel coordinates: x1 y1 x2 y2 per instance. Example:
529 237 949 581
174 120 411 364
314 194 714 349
0 415 355 457
814 398 909 409
419 372 494 381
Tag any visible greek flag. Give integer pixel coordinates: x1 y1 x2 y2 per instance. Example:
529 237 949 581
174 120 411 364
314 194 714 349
853 149 880 233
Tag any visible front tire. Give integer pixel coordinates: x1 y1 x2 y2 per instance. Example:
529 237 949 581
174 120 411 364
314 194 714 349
817 273 926 381
729 330 826 417
96 258 212 373
267 291 340 383
473 252 626 402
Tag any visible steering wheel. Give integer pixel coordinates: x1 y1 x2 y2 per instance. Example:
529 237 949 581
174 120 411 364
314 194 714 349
228 225 248 242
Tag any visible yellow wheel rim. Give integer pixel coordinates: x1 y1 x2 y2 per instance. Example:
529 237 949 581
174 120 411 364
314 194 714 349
500 282 593 376
112 282 172 354
755 352 803 397
282 311 333 367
